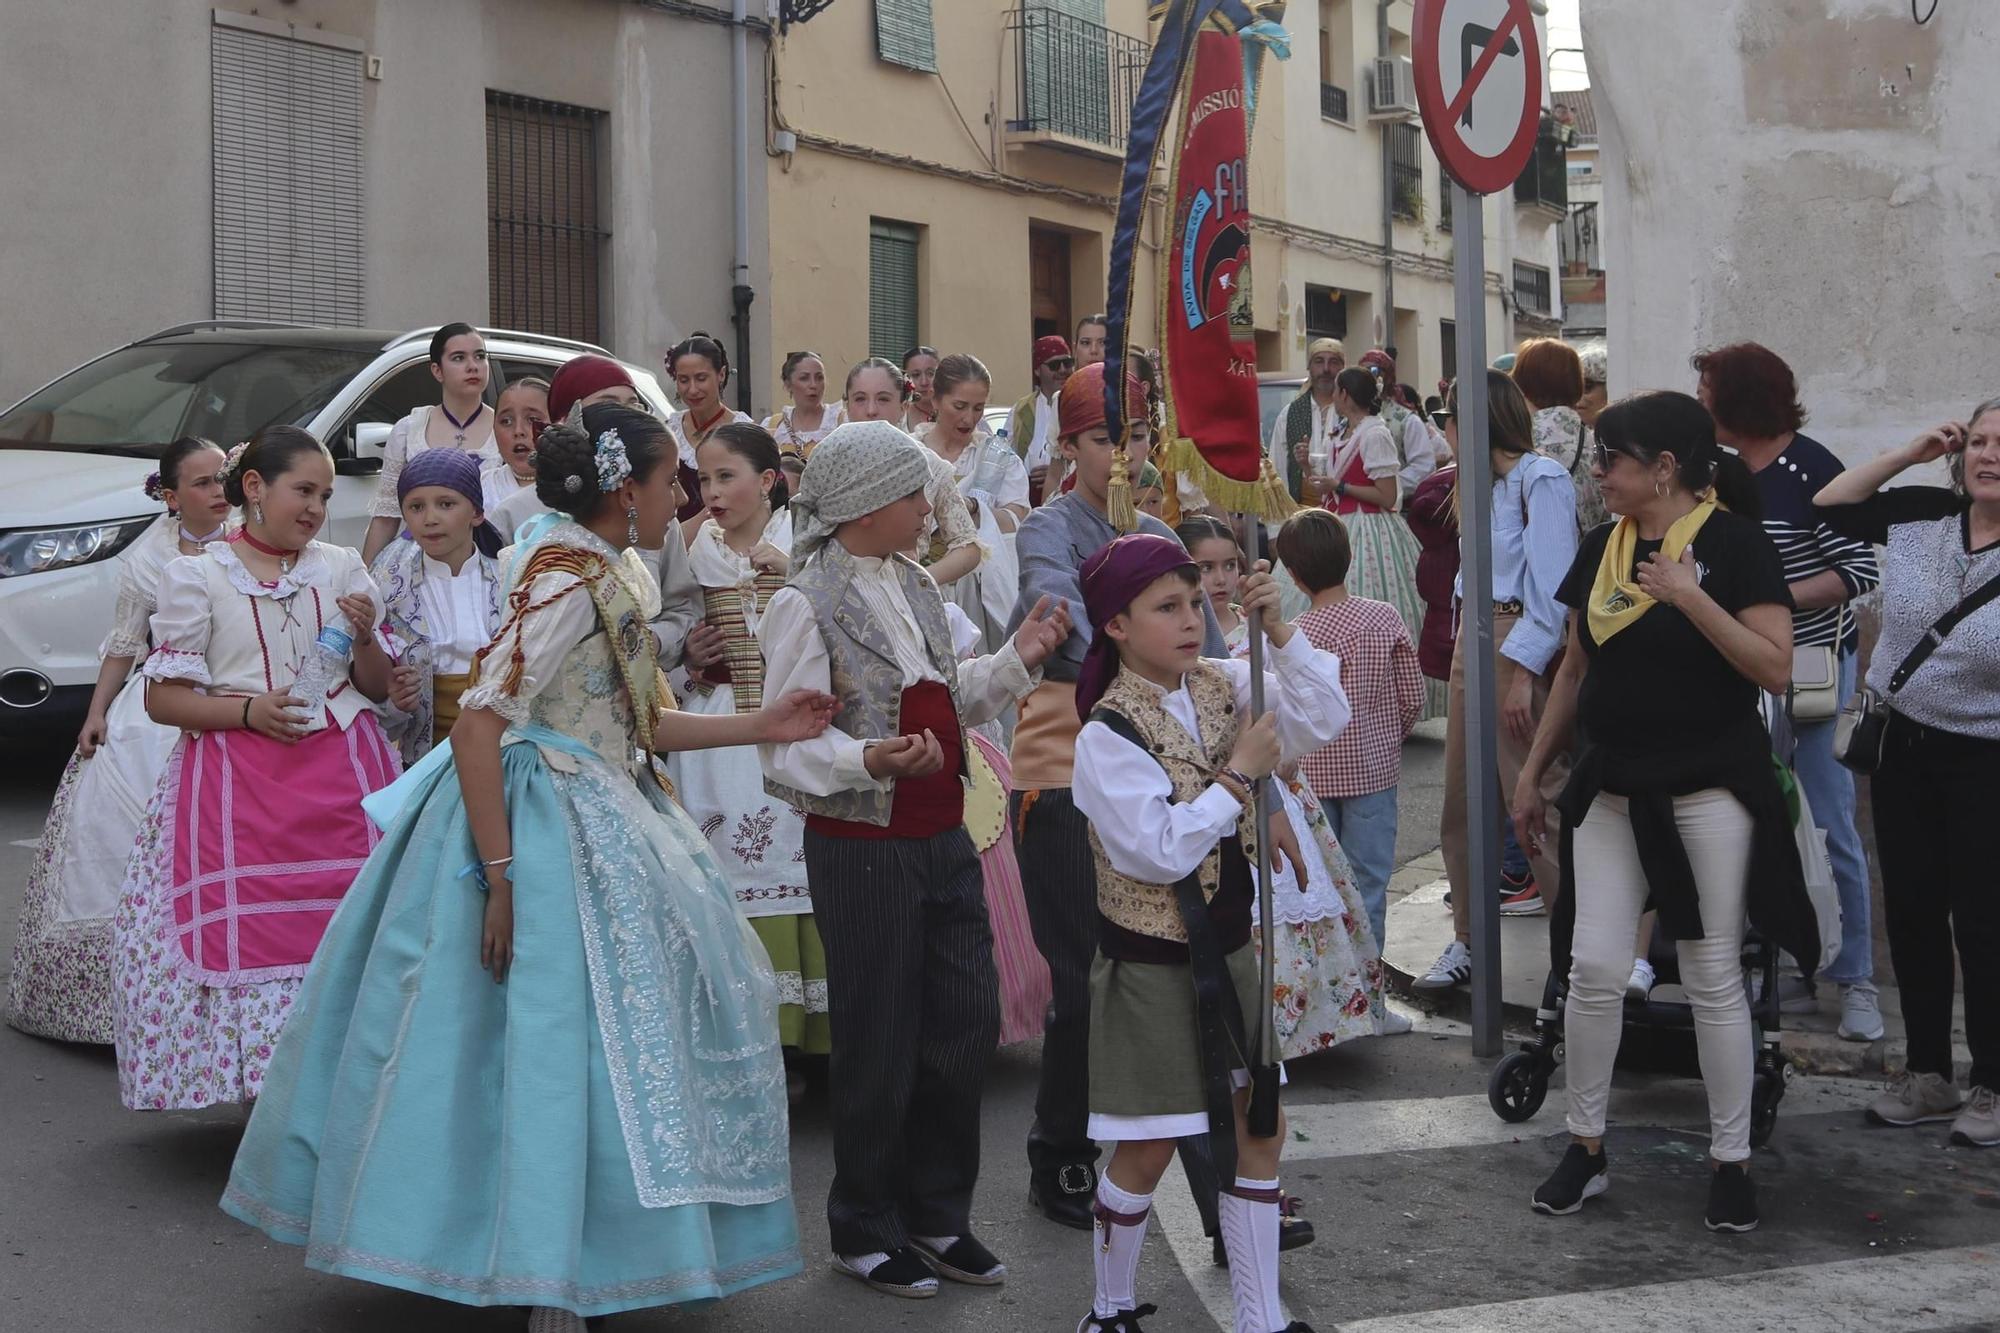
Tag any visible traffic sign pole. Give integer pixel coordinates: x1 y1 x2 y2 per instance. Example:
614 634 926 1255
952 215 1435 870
1453 185 1504 1059
1411 0 1544 1060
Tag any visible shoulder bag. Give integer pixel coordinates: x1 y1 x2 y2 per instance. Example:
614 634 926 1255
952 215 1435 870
1836 569 2000 773
1788 602 1846 723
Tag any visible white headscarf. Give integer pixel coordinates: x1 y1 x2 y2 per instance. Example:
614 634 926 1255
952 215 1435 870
789 420 933 563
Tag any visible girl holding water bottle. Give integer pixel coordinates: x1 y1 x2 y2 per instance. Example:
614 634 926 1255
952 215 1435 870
111 426 401 1111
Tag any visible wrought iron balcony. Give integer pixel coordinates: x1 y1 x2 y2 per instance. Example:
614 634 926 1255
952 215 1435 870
1513 123 1569 218
1005 3 1151 159
1320 81 1349 123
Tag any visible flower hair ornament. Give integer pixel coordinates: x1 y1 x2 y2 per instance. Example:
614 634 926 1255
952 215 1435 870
143 471 165 502
594 428 633 493
219 440 251 482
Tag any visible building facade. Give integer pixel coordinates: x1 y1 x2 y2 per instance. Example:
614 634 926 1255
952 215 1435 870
1554 88 1604 339
0 0 761 406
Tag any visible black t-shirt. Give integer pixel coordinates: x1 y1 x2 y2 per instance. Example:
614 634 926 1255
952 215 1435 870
1556 509 1793 757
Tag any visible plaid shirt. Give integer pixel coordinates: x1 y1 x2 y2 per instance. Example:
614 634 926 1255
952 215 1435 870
1294 597 1424 799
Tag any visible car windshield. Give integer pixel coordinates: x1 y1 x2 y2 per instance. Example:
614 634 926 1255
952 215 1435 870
0 342 375 457
1259 380 1304 447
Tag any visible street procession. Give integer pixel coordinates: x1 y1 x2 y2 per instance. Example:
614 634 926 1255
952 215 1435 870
3 1 1999 1330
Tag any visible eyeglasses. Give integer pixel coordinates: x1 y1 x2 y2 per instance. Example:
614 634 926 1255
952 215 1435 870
1591 440 1638 470
1046 358 1074 371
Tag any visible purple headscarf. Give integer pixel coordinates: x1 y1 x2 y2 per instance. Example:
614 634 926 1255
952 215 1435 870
398 448 503 557
1075 533 1199 721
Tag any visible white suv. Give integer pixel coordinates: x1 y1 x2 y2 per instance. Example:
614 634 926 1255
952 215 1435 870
0 322 672 739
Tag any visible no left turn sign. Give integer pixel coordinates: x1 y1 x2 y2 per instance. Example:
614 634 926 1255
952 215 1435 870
1412 0 1544 195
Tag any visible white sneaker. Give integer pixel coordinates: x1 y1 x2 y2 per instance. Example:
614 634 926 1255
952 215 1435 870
1838 983 1886 1042
1412 939 1472 992
1626 958 1656 1002
1375 1003 1415 1035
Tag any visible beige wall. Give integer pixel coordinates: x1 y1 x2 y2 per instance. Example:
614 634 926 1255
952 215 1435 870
0 0 756 405
764 0 1168 410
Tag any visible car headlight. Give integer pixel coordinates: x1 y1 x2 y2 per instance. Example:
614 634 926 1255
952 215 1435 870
0 517 156 579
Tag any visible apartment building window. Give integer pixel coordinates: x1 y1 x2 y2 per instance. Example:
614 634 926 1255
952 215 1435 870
1304 285 1348 343
1439 177 1453 232
211 18 366 325
869 220 921 359
1440 317 1457 385
487 93 608 344
1389 122 1423 221
1513 261 1553 316
1318 0 1352 124
875 0 937 73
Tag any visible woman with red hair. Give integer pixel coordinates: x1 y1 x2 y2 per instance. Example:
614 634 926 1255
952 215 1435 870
1514 337 1608 532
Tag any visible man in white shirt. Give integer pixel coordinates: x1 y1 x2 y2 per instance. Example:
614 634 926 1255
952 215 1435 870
1266 337 1347 506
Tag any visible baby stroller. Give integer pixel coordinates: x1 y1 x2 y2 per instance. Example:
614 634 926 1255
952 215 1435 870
1484 698 1831 1147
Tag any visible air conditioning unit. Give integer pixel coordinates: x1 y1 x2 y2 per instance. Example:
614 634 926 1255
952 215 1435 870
1368 55 1419 120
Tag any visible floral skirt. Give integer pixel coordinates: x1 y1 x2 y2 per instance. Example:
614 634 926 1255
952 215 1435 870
111 717 398 1110
1250 776 1392 1059
749 914 831 1055
8 677 179 1043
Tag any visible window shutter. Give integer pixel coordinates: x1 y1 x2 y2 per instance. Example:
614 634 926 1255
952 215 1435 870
873 0 938 73
868 221 920 361
211 23 366 325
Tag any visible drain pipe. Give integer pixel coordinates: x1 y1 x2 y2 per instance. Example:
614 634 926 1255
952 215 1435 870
730 0 756 413
1377 0 1395 349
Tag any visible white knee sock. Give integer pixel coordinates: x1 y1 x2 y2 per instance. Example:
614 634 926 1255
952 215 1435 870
1218 1175 1284 1333
1092 1175 1153 1319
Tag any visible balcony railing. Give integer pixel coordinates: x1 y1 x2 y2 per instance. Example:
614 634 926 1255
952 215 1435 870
1006 4 1151 158
1561 200 1600 273
1513 123 1569 217
1320 81 1349 123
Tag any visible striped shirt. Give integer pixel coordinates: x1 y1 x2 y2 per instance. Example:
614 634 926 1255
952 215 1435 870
1750 434 1879 651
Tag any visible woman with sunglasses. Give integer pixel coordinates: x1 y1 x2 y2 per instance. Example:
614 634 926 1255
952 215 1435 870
1511 390 1816 1236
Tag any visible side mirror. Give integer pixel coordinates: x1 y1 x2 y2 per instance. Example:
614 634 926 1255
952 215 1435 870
334 455 382 477
354 421 393 460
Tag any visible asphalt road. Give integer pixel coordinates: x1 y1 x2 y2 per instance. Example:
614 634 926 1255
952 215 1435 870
7 729 2000 1333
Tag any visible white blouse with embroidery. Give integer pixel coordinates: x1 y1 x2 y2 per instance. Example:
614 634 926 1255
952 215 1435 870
99 513 187 659
143 540 382 729
414 554 499 675
369 405 501 519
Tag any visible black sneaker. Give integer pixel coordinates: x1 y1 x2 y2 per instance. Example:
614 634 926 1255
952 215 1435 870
1704 1163 1759 1233
911 1233 1006 1285
1531 1143 1609 1215
1077 1303 1157 1332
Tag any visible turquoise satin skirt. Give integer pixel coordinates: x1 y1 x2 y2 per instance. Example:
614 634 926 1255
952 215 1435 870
222 739 802 1316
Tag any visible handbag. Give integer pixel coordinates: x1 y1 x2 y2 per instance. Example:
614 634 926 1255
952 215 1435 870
1789 603 1845 723
1835 569 2000 774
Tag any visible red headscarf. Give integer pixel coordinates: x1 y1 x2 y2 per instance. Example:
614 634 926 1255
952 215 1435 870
1358 349 1397 383
1033 334 1072 368
1057 362 1148 440
548 355 635 422
1074 534 1199 721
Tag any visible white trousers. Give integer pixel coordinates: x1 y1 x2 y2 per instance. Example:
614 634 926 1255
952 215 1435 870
1564 789 1755 1162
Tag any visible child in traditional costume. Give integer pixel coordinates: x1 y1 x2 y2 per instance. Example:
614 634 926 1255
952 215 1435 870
114 428 399 1109
481 374 549 514
756 420 1069 1299
9 438 231 1043
1069 534 1349 1333
370 448 505 764
1007 362 1228 1232
674 423 825 1065
222 404 827 1331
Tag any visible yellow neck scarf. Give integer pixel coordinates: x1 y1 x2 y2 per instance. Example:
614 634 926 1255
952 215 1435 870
1586 499 1718 645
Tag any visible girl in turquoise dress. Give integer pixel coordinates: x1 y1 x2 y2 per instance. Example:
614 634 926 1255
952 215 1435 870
223 404 834 1331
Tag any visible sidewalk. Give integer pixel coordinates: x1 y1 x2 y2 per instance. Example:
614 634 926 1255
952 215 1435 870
1376 852 1972 1079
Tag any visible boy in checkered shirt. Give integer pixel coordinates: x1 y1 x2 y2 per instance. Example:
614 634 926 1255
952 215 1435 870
1272 510 1424 946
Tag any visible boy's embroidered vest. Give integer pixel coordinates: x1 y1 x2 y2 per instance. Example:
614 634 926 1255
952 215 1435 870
1087 662 1260 944
762 541 969 827
685 570 787 714
477 541 675 793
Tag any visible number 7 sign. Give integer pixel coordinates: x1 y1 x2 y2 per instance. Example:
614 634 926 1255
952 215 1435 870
1413 0 1544 195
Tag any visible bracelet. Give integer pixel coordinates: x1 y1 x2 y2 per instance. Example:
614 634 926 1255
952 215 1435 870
482 856 514 870
242 696 254 729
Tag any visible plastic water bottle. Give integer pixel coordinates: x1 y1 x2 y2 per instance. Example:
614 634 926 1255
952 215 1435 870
289 625 354 732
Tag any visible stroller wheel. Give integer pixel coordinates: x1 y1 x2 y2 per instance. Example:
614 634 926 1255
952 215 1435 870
1749 1072 1782 1147
1489 1051 1549 1123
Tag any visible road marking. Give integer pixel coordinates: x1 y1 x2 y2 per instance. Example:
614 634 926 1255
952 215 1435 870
1336 1244 2000 1333
10 838 39 848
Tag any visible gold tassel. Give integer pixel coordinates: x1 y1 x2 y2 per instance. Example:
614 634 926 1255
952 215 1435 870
1107 444 1139 534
